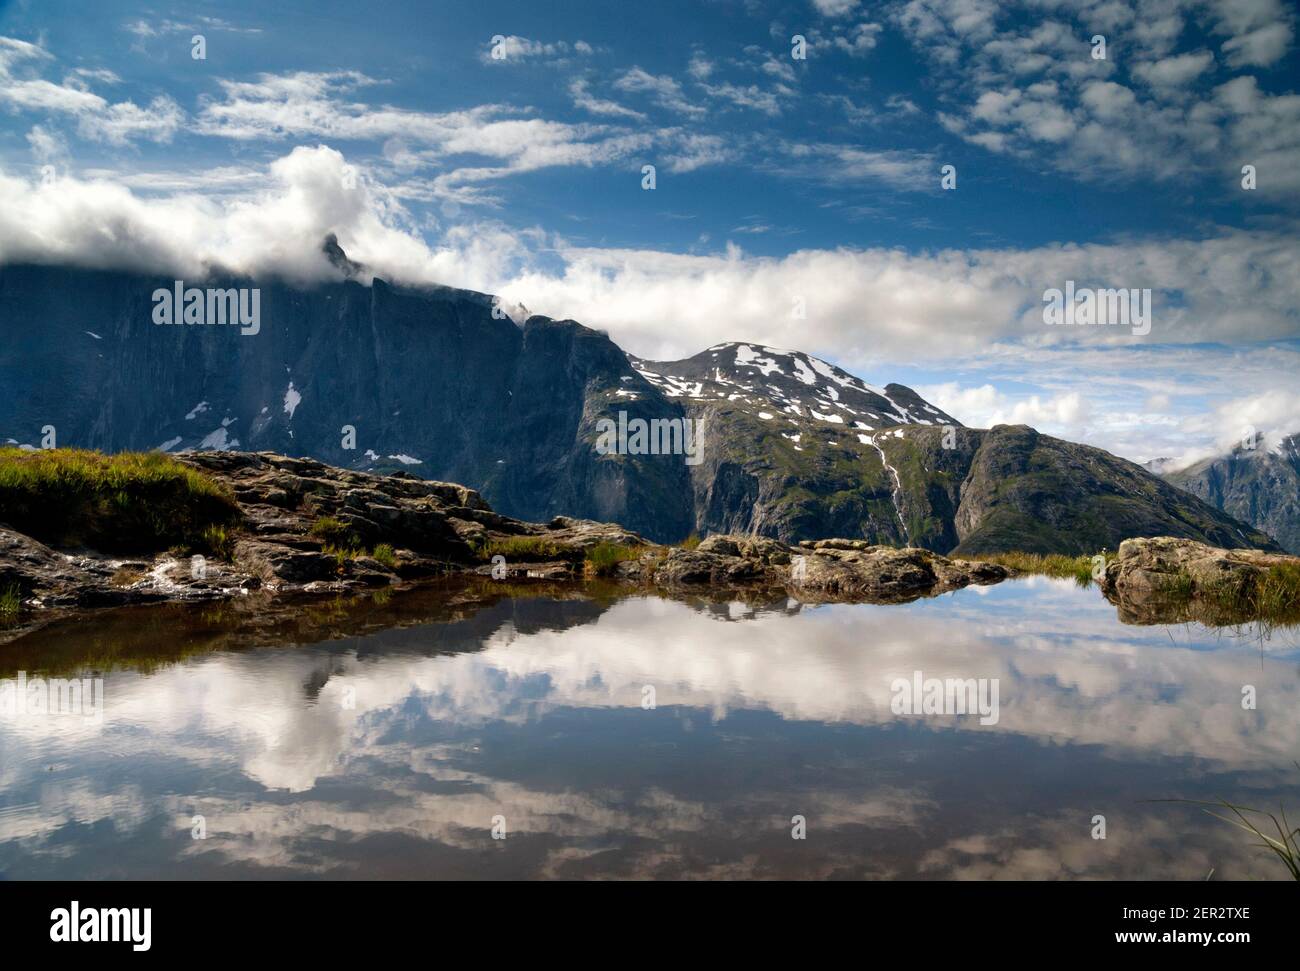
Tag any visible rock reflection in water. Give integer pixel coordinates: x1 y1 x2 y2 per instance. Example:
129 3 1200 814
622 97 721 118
0 576 1297 879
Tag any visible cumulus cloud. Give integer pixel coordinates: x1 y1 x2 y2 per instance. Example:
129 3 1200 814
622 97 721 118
1131 50 1216 89
662 132 735 172
812 0 860 16
1165 388 1300 468
25 123 66 164
568 78 646 120
2 147 1298 362
0 145 520 286
0 36 182 144
892 0 1300 190
916 383 1092 436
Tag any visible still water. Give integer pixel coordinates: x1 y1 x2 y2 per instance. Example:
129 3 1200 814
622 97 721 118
1 577 1298 879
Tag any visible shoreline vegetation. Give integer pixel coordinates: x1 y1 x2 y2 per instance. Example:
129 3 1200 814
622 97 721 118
1 449 1297 633
969 548 1300 629
0 446 240 554
968 552 1098 586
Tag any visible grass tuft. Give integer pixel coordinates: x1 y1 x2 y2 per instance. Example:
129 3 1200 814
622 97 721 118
1157 789 1300 881
971 551 1098 587
0 447 240 554
371 543 398 568
477 535 577 562
583 541 646 577
1153 560 1300 629
308 516 354 547
0 582 21 616
202 525 236 561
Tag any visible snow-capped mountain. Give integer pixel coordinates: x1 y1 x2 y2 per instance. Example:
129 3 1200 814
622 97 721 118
0 249 1278 553
630 342 958 432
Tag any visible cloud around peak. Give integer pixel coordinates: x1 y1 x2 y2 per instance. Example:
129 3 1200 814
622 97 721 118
2 145 1298 362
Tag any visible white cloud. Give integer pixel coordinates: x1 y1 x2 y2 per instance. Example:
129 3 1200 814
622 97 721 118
196 71 652 204
662 132 735 172
915 383 1091 437
812 0 860 15
568 78 646 120
613 67 706 118
3 148 1298 363
1209 0 1294 67
891 1 1300 188
25 123 66 163
1221 22 1293 67
772 141 936 190
0 145 515 287
1131 50 1215 89
479 36 595 65
1169 388 1300 467
0 36 182 144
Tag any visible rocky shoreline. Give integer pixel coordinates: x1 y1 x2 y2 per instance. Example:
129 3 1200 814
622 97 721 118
0 451 1013 634
1099 535 1300 626
3 451 1296 642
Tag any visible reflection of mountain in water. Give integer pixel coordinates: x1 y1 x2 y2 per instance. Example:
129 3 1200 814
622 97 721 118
1 578 1297 880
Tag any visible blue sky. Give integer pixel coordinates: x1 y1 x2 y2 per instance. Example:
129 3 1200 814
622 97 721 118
1 0 1298 464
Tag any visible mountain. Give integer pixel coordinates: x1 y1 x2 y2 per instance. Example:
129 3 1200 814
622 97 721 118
1163 436 1300 554
631 343 959 430
625 344 1275 554
0 258 694 542
0 252 1279 554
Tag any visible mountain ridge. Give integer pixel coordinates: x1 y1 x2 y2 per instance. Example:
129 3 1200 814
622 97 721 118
1163 435 1300 554
0 254 1280 554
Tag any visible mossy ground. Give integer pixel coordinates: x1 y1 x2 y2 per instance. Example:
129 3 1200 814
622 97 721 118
0 447 241 554
1155 560 1300 628
970 551 1098 586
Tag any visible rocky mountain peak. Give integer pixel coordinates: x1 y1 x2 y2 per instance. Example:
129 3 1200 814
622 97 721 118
629 341 957 432
322 233 363 279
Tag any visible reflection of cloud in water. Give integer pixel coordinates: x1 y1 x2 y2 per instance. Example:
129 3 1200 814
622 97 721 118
1 580 1297 878
154 779 932 878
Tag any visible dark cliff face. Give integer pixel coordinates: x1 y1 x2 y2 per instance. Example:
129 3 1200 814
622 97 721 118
0 260 1279 554
1164 437 1300 554
0 262 693 541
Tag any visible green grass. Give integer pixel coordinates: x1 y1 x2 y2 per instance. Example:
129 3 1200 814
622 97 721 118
312 520 403 571
477 535 578 562
1158 790 1300 881
678 533 702 550
0 582 21 616
201 525 236 561
583 541 646 576
1157 560 1300 628
0 447 241 554
970 551 1099 587
323 543 366 567
1154 570 1196 600
1256 562 1300 622
308 516 355 547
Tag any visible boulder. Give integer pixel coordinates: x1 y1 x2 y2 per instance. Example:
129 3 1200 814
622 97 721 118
1101 536 1299 604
